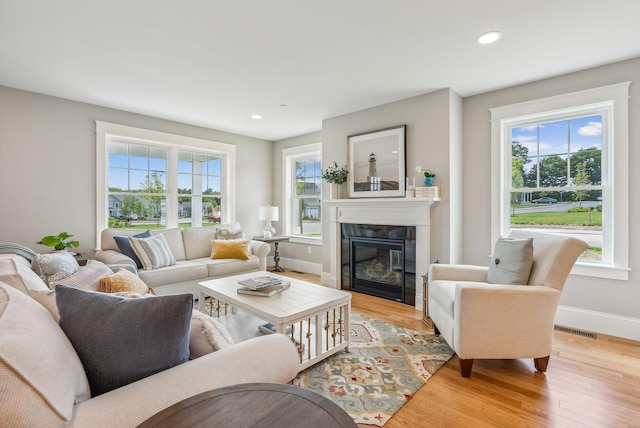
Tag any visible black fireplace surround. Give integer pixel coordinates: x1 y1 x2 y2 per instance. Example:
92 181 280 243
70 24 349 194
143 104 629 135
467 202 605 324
340 223 416 305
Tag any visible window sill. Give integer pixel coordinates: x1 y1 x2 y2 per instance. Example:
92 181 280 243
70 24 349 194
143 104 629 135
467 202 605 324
571 262 629 281
288 236 322 246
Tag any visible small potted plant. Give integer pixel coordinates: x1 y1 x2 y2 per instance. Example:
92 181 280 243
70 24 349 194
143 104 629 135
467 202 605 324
321 162 349 199
36 232 79 251
415 166 436 186
422 170 436 186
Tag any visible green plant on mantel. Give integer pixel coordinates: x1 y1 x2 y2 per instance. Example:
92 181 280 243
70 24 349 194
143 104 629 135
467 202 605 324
321 162 349 184
37 232 79 251
415 166 436 178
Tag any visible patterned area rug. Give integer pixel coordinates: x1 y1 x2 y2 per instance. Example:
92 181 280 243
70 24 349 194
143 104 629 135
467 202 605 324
292 313 454 427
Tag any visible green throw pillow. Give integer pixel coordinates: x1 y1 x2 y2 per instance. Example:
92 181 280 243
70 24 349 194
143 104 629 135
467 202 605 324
487 237 534 285
56 285 193 396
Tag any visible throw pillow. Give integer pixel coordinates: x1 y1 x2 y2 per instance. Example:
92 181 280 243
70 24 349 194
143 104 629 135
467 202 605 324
114 230 151 269
215 228 246 240
29 289 60 322
49 260 114 291
487 237 534 285
99 268 154 295
189 310 235 359
0 283 91 426
31 252 80 286
55 285 193 396
211 239 250 260
129 234 176 270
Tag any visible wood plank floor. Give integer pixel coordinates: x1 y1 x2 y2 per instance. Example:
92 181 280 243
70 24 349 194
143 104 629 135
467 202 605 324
280 270 640 428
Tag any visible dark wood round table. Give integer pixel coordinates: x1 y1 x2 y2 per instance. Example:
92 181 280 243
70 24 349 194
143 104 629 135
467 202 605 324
138 382 357 428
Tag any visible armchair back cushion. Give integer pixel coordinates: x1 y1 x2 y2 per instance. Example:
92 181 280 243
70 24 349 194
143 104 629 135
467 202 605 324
509 229 585 290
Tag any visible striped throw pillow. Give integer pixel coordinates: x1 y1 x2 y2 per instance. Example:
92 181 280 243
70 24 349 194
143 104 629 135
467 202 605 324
129 234 176 270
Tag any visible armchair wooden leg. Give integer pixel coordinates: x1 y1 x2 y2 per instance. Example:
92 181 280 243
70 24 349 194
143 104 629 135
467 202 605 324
534 356 550 372
459 358 473 378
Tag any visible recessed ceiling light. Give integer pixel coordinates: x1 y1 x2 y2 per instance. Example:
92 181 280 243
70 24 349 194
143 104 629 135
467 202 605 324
280 104 288 108
251 114 262 120
476 31 503 45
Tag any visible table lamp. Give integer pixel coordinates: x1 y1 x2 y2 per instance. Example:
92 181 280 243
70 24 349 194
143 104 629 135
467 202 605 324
258 206 279 238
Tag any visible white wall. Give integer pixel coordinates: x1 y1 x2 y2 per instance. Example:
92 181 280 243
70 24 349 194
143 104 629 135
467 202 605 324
463 57 640 340
0 87 273 253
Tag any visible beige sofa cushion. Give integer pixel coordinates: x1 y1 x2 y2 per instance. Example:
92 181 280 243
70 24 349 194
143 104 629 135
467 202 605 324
138 260 208 287
0 282 90 427
197 256 260 278
182 226 218 260
0 254 49 294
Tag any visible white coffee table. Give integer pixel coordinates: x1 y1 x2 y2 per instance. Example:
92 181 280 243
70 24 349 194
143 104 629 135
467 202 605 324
198 272 351 371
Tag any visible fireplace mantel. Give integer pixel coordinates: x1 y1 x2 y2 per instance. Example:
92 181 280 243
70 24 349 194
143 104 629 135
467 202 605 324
323 197 438 311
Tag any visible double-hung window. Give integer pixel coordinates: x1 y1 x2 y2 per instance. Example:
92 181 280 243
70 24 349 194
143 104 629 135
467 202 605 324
282 143 322 242
491 83 629 280
96 122 235 244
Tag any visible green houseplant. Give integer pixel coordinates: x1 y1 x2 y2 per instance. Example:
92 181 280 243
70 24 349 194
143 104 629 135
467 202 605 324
321 162 349 199
415 166 436 186
36 232 79 251
320 162 349 185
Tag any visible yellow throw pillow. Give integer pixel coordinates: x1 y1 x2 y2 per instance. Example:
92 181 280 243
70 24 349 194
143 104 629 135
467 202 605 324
211 239 250 260
99 268 154 295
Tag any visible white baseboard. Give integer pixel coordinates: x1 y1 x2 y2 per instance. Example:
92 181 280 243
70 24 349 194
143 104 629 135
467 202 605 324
556 305 640 342
278 257 322 276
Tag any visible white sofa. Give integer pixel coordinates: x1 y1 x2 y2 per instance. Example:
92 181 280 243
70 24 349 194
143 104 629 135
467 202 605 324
95 225 271 295
0 253 300 428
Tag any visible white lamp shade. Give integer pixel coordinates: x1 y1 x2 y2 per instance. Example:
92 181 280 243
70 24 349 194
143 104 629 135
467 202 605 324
258 206 279 221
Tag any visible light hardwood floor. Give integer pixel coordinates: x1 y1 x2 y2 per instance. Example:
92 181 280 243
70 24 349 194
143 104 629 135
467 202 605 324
280 270 640 428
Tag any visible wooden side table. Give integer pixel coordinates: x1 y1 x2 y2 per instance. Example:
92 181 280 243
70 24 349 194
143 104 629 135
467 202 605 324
422 273 433 328
252 235 289 272
138 383 357 428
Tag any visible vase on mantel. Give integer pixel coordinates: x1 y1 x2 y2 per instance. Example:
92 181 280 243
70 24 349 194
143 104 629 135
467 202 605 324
329 183 340 199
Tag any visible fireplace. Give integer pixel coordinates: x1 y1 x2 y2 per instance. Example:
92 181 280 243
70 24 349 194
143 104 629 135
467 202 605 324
341 224 416 305
324 198 437 311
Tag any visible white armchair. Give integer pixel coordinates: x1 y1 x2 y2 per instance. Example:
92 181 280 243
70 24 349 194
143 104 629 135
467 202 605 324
428 230 587 377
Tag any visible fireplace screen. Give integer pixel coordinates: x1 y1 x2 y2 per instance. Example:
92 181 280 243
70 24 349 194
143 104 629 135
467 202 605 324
341 224 416 305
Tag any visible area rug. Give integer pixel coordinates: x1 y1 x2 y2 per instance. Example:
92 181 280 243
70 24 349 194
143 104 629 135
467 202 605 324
292 313 454 427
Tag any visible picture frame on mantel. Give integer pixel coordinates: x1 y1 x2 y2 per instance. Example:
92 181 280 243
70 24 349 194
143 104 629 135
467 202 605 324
348 125 406 198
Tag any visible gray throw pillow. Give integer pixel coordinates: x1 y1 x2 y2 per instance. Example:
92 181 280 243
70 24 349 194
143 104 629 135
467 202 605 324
55 285 193 396
114 230 151 269
31 252 80 286
487 237 534 285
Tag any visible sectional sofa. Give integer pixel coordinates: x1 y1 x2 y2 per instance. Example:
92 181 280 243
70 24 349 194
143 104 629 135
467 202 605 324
0 252 299 427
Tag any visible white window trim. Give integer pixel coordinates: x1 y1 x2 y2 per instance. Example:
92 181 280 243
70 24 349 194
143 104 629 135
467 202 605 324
96 121 236 246
282 142 322 244
490 82 630 280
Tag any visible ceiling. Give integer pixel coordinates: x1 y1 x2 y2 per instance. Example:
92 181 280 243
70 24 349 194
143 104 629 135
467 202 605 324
1 1 639 141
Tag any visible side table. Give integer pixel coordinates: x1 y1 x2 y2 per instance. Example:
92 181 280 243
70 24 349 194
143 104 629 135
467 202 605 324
252 235 289 272
422 273 433 328
73 252 94 267
138 382 357 428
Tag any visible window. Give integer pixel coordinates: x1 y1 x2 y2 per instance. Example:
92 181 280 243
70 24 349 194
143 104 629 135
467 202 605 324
491 83 629 280
96 122 235 244
282 143 322 242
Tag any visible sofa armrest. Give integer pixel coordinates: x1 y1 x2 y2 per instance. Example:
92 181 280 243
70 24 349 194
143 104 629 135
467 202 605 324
429 263 489 282
68 334 299 428
250 240 271 271
94 249 136 269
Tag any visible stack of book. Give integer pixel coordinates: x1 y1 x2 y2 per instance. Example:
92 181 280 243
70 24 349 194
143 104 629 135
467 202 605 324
415 186 441 198
237 276 290 297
